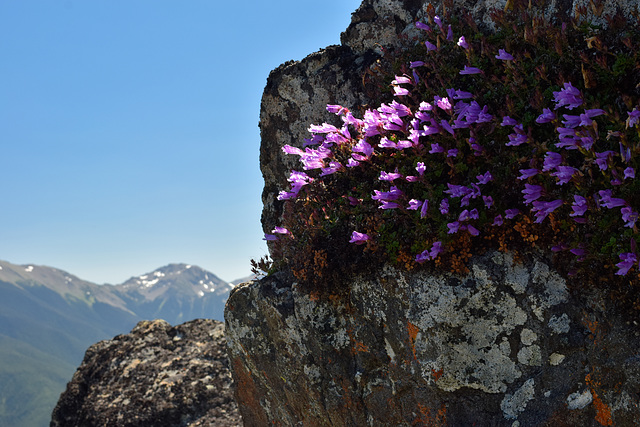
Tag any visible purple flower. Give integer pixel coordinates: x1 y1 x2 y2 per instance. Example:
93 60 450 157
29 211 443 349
320 161 342 177
425 41 437 51
553 82 583 110
263 234 278 241
415 21 431 31
421 200 429 218
536 108 556 124
407 199 422 210
282 145 304 156
627 109 640 127
349 231 370 245
493 215 504 226
326 104 347 115
518 168 539 180
436 97 452 110
410 61 425 68
415 241 443 263
440 198 449 214
570 195 588 217
522 184 544 204
392 75 411 85
457 36 469 49
467 225 480 236
441 120 455 136
430 241 443 258
460 66 482 75
622 207 639 228
501 116 519 126
476 171 493 184
447 148 458 157
352 139 373 160
598 190 627 209
308 123 339 134
447 221 460 234
505 209 520 219
429 143 445 154
447 25 453 41
453 89 473 99
625 167 636 180
445 183 472 198
570 247 586 259
380 171 402 181
379 201 400 209
433 15 443 29
595 151 615 171
416 162 426 175
620 142 632 163
415 250 430 263
273 226 290 235
372 186 402 201
542 152 562 172
615 252 637 275
378 137 397 149
507 133 528 146
394 86 410 96
495 49 514 61
551 166 578 185
483 195 494 209
531 199 563 223
458 209 471 222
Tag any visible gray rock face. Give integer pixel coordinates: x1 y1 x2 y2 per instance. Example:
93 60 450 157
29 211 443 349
51 319 241 427
226 251 640 425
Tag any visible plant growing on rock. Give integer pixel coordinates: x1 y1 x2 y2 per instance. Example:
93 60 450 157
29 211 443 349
261 3 640 292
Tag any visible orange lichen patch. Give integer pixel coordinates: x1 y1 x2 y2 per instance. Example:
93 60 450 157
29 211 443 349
413 403 447 426
352 341 370 354
407 321 420 360
586 373 614 426
431 368 444 382
308 291 320 302
592 390 614 426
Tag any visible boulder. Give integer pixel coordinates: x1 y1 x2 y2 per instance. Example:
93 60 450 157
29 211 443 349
235 0 640 425
226 252 640 425
51 319 241 427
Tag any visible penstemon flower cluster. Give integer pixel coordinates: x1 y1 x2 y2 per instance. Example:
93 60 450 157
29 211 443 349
266 11 640 279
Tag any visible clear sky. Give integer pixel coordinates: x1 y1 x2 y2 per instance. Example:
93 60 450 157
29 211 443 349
0 0 362 284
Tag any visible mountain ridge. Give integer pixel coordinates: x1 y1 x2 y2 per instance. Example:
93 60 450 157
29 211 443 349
0 259 247 427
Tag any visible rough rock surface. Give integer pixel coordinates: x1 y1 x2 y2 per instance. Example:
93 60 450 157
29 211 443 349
226 251 640 425
258 0 640 234
241 0 640 425
51 319 241 427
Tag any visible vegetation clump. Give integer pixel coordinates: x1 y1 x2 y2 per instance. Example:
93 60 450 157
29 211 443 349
256 3 640 293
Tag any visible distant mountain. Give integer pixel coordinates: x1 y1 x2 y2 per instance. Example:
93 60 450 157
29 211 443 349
0 260 238 427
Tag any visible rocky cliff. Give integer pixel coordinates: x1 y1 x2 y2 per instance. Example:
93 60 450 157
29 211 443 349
230 0 640 425
51 319 241 427
227 252 640 425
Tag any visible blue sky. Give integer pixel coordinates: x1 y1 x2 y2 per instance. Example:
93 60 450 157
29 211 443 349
0 0 361 284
